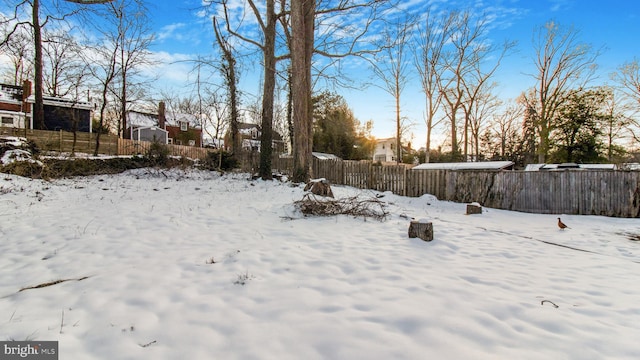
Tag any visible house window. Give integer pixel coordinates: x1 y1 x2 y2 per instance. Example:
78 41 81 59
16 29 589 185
188 140 195 146
168 138 173 144
180 122 188 131
382 144 385 149
175 139 183 145
1 117 13 125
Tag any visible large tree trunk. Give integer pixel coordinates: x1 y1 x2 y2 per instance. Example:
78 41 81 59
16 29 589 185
120 68 127 138
291 0 315 183
286 67 293 154
259 0 276 180
229 58 240 156
395 78 401 164
32 0 45 129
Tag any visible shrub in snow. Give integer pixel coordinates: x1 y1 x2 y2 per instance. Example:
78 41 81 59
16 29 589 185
200 150 238 171
0 136 44 177
0 136 39 164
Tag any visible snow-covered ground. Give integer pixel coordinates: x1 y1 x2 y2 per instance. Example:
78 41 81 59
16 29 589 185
1 168 639 359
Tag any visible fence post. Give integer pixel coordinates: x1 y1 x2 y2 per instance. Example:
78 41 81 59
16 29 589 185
403 166 407 196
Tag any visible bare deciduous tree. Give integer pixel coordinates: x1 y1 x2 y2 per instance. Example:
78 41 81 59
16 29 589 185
0 23 33 85
42 29 87 97
439 10 502 160
460 34 515 161
213 18 241 157
466 84 500 160
613 58 640 107
524 21 600 163
413 9 454 163
109 0 153 138
84 26 119 155
485 100 524 160
599 86 633 160
370 14 416 164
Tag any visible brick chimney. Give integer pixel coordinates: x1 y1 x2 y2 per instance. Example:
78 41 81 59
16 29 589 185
158 101 166 129
22 80 32 115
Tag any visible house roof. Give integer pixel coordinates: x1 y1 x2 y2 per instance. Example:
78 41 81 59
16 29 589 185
237 122 284 141
166 112 201 128
313 152 341 160
0 89 20 104
26 95 93 110
127 110 158 128
375 137 396 143
127 110 202 129
412 161 515 170
524 163 617 171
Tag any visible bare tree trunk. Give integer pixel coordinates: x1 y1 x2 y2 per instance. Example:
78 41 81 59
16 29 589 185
395 78 401 163
120 65 127 138
291 0 315 183
213 17 240 157
228 59 240 156
286 67 293 152
259 0 276 180
32 0 45 129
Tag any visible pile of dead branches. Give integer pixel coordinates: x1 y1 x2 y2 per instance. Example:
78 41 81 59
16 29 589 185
294 193 389 220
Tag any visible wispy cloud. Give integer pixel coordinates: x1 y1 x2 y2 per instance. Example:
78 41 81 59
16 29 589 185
145 51 204 87
157 23 188 42
549 0 573 12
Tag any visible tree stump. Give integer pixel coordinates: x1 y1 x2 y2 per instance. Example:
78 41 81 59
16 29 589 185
304 178 334 198
408 221 433 242
466 203 482 215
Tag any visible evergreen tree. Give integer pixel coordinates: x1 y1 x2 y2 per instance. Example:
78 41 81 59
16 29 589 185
550 88 608 163
312 91 357 159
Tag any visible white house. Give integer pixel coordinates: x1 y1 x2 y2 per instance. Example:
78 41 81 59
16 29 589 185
373 137 397 163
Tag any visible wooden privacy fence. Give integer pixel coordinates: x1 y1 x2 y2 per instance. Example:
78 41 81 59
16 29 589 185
117 139 210 160
2 128 211 160
7 129 638 217
404 169 640 217
274 158 640 218
1 128 119 155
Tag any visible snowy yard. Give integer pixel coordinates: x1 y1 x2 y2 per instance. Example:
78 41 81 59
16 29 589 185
1 169 639 359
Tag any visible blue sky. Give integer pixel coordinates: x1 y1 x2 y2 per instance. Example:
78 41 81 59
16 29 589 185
144 0 639 148
4 0 638 147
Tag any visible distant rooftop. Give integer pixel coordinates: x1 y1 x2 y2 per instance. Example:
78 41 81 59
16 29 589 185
412 161 514 170
524 163 617 171
313 152 341 160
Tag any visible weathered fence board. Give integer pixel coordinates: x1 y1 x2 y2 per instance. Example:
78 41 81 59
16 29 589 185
5 128 210 160
305 159 640 218
1 128 120 155
313 158 343 185
343 161 370 189
117 139 210 160
371 164 406 195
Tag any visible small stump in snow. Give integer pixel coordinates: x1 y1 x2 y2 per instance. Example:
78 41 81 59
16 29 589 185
466 203 482 215
408 221 433 242
304 178 334 198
